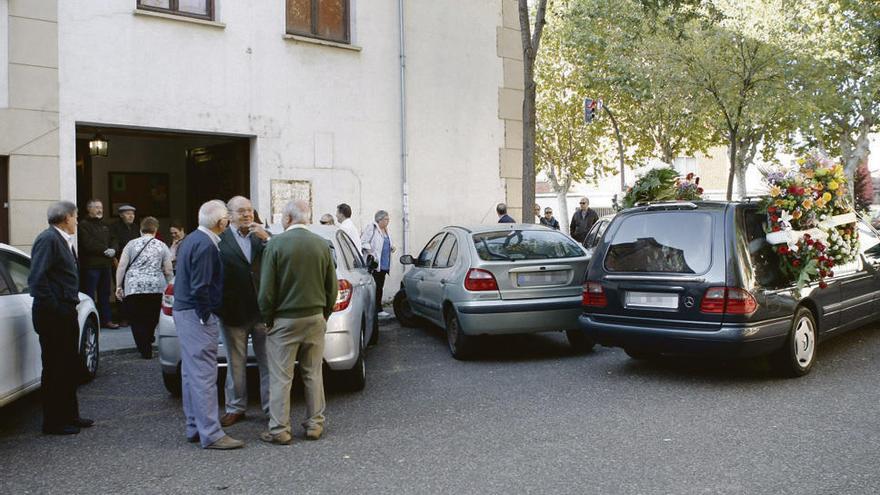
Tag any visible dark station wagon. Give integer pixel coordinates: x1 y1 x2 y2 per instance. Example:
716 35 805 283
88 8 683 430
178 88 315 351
578 201 880 376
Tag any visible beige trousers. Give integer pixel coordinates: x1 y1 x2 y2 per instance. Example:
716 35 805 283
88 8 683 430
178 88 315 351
267 313 327 436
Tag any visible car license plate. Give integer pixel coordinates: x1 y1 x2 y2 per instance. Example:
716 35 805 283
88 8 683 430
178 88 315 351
516 271 568 287
625 291 679 309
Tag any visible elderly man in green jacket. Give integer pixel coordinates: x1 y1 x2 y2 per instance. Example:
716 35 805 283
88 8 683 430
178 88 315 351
258 199 337 446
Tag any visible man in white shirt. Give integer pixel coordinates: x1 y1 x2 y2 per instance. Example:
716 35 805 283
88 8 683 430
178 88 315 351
335 203 361 247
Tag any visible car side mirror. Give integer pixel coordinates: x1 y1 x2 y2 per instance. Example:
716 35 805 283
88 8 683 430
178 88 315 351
400 254 415 265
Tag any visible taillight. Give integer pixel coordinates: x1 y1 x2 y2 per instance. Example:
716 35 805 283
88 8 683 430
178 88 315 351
700 287 757 314
582 281 607 307
333 279 353 312
161 283 174 316
464 268 499 291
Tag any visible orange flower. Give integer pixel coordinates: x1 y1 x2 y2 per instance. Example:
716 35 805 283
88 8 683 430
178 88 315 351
802 198 814 209
792 209 803 220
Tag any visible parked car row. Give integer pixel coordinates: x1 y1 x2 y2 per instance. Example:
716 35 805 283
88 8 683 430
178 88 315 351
395 201 880 377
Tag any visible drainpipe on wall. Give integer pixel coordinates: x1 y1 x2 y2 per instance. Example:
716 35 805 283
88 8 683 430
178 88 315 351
398 0 409 257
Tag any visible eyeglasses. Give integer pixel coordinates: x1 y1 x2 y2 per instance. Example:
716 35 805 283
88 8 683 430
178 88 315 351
544 211 553 215
579 202 587 205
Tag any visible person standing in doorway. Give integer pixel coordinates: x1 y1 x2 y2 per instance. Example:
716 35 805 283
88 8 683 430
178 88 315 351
362 210 395 322
115 217 173 359
259 200 337 445
569 197 598 243
217 196 271 428
78 199 119 329
336 203 361 246
173 200 243 450
496 203 515 223
168 220 187 270
111 204 139 256
28 201 94 435
540 207 560 230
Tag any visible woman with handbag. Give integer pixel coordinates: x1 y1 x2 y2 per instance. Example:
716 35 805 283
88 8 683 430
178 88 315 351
115 217 173 359
361 210 395 322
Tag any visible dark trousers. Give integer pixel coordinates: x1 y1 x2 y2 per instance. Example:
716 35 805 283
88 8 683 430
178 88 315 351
372 270 388 314
32 302 81 429
124 294 162 357
83 267 112 325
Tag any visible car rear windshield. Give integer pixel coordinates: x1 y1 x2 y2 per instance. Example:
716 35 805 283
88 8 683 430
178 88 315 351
472 230 584 261
605 212 712 274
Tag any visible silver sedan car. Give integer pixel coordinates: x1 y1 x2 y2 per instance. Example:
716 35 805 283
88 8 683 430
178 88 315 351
158 225 377 394
393 224 593 359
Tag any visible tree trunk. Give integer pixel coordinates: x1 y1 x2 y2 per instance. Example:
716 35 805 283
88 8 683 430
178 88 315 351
735 165 747 200
518 0 548 224
555 179 570 227
840 120 872 201
726 130 737 201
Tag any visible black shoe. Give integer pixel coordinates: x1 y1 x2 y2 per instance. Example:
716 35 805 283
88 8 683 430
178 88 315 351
140 351 152 359
72 417 94 428
42 425 80 435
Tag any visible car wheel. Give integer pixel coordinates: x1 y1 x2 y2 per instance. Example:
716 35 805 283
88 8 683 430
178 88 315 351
771 307 817 377
624 347 659 360
445 309 474 360
79 317 99 382
339 320 366 391
163 367 182 397
368 311 379 346
566 329 596 353
393 289 420 328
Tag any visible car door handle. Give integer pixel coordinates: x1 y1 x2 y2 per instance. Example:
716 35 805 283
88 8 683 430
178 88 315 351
441 279 448 284
417 276 424 281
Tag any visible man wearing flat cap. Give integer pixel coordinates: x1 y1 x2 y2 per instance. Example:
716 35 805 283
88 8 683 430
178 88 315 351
112 204 140 256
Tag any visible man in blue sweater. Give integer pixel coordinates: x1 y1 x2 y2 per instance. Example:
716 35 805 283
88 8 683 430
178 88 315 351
173 200 243 450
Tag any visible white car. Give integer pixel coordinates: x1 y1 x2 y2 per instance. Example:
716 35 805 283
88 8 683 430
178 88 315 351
157 224 378 394
0 243 101 407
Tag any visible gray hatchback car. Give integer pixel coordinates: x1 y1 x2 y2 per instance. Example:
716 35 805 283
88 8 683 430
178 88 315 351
393 224 593 359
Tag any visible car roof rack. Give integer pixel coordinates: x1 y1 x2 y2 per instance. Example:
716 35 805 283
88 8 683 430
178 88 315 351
642 201 699 211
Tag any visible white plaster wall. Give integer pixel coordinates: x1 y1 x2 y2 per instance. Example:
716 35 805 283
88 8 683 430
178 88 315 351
0 0 8 108
58 0 508 300
405 0 506 253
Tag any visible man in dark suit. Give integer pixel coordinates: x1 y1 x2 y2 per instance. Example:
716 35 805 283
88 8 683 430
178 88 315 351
28 201 94 435
570 196 599 243
173 200 243 450
496 203 516 223
217 196 271 427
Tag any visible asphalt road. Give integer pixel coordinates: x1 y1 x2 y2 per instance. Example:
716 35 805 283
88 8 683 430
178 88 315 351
2 320 880 494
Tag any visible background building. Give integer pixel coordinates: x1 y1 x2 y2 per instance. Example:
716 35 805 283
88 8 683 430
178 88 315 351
1 0 527 300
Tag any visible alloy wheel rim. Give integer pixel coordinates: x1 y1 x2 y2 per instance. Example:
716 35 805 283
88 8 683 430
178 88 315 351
793 316 815 367
85 326 98 373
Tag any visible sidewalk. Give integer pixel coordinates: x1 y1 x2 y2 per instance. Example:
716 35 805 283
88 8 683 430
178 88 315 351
98 310 398 355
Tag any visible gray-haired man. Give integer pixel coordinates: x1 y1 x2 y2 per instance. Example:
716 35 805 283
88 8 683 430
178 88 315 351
173 200 243 450
217 196 270 427
259 200 337 445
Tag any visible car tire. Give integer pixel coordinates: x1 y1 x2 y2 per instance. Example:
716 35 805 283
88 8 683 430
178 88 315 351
445 309 474 360
79 317 99 382
163 368 182 397
368 311 379 346
624 347 660 360
771 307 817 378
566 329 596 353
393 289 420 328
339 320 367 392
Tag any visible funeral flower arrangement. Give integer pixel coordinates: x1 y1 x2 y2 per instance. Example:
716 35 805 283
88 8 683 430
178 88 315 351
619 167 704 209
760 152 858 289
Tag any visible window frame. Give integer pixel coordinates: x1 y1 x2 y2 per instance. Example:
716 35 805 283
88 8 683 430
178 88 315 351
417 233 447 268
286 0 351 44
0 250 30 295
137 0 215 21
433 234 459 269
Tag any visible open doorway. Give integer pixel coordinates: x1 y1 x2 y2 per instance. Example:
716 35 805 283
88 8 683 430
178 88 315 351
75 125 252 239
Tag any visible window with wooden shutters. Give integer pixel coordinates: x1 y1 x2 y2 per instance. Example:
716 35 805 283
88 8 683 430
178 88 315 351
137 0 214 21
286 0 350 44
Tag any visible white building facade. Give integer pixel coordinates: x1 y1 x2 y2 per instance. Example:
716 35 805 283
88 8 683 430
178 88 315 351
1 0 527 299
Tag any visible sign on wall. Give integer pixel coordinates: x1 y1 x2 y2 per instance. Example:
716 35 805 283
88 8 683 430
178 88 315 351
270 179 312 225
